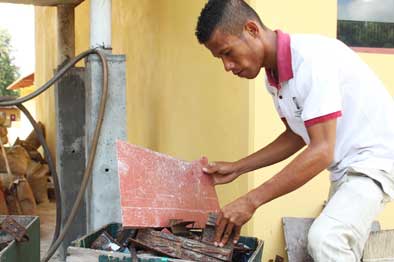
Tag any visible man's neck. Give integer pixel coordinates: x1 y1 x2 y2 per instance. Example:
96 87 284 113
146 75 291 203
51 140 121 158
262 29 278 70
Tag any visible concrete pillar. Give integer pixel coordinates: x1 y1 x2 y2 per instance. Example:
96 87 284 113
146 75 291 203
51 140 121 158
55 5 80 261
55 68 86 260
57 5 75 64
85 54 126 232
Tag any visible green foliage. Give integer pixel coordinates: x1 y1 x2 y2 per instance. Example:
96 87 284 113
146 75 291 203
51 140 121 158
338 20 394 48
0 27 20 97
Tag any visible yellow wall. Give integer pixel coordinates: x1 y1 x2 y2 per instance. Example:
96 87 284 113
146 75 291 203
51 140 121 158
35 6 57 159
35 0 250 222
359 53 394 96
34 1 394 261
111 0 250 211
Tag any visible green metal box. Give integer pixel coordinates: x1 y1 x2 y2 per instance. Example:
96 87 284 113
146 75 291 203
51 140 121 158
68 223 263 262
0 215 40 262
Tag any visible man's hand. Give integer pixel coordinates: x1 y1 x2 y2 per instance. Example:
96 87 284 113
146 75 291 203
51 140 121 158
214 194 257 247
202 161 241 185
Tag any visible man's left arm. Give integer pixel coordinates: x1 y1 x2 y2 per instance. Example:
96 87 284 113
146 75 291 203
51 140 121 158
214 118 337 246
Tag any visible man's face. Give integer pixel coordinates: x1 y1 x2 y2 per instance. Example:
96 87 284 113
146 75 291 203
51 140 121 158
204 27 264 79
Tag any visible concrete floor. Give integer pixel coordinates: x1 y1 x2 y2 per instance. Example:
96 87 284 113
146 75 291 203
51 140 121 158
37 201 59 261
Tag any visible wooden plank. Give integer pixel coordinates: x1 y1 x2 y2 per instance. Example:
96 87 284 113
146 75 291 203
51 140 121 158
283 217 314 262
134 229 233 262
363 230 394 262
283 217 381 262
0 0 83 6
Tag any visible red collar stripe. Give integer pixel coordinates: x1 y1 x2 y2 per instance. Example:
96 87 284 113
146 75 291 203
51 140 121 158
265 30 294 90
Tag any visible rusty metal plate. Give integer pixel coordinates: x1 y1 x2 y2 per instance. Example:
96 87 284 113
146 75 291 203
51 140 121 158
1 216 29 242
90 231 120 251
116 141 220 228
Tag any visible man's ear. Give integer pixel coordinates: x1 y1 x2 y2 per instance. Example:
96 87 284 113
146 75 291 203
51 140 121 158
244 21 260 38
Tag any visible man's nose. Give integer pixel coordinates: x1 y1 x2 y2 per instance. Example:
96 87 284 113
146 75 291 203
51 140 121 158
222 59 234 72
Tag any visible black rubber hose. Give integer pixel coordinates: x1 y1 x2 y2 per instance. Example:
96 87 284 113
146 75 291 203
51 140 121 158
40 50 109 262
0 48 99 107
16 103 61 245
0 48 109 262
0 49 97 251
0 101 62 247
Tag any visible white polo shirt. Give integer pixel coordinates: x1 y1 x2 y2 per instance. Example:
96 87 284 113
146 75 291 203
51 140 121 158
265 31 394 197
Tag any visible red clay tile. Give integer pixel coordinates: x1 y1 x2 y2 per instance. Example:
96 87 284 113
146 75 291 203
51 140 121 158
116 140 220 228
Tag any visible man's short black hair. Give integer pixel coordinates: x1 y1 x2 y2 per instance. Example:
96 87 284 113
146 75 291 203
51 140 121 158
196 0 264 44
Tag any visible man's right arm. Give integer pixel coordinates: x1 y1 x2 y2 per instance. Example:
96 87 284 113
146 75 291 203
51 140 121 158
203 121 305 184
236 120 305 174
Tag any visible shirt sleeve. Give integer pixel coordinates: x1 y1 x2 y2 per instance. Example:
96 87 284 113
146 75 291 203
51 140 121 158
301 57 343 127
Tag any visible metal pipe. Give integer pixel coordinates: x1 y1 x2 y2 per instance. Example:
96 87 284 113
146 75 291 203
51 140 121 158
54 4 76 247
90 0 112 49
57 5 75 64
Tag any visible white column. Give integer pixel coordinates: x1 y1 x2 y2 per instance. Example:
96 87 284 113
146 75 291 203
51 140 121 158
90 0 111 49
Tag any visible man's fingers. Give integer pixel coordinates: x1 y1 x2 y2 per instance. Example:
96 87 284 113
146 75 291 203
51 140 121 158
233 226 241 244
202 162 218 174
220 222 234 247
216 211 223 227
214 213 226 246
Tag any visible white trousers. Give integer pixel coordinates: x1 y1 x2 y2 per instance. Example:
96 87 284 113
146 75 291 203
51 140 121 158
307 173 388 262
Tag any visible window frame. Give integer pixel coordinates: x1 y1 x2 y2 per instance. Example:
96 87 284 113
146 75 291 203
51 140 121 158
337 1 394 54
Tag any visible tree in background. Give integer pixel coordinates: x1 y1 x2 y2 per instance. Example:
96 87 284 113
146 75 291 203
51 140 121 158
338 20 394 48
0 27 20 97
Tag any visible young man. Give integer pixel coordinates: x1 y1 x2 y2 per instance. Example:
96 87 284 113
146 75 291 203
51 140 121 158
196 0 394 261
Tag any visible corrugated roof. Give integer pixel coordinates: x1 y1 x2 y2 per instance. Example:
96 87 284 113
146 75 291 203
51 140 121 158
0 0 84 6
6 73 34 90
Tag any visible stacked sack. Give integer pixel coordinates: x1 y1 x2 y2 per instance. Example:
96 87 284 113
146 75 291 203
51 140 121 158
0 113 50 215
